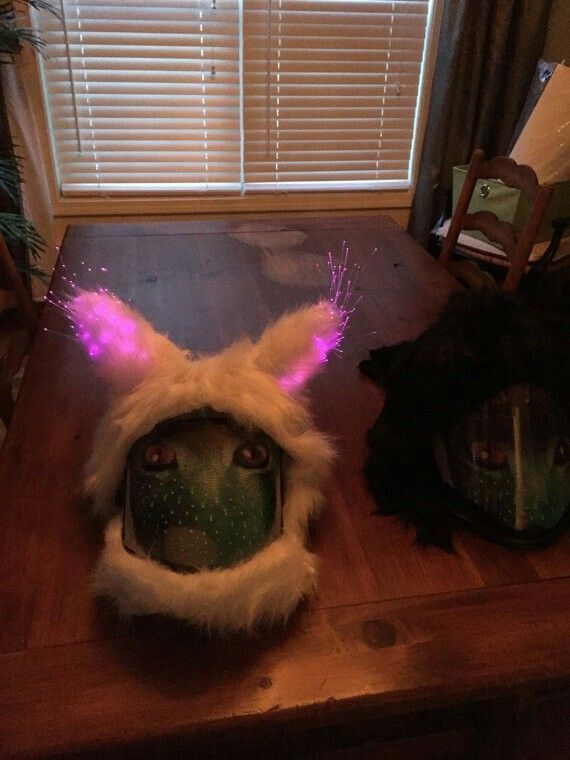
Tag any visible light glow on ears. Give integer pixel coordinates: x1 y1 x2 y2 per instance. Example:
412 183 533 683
278 304 342 392
67 291 151 383
327 240 366 336
278 242 364 392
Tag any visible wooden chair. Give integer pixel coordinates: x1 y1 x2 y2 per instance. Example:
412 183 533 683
0 233 39 427
439 149 553 292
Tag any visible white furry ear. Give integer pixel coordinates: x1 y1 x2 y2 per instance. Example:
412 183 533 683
68 291 185 392
254 300 343 392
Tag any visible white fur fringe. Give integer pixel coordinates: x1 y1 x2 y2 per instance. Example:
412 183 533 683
70 293 341 631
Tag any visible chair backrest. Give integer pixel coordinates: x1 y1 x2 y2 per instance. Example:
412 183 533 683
438 149 553 292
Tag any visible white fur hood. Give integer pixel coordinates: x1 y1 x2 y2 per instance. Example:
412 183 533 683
69 291 343 632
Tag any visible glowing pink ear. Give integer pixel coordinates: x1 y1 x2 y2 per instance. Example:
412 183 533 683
255 300 344 392
68 291 159 390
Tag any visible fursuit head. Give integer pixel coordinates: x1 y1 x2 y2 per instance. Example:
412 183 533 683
68 289 347 632
360 285 570 551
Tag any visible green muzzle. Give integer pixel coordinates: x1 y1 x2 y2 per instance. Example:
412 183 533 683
435 383 570 545
122 413 283 572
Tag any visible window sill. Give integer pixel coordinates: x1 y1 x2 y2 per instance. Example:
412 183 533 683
52 188 413 219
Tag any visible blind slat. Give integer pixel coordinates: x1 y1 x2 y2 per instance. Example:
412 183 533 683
36 0 434 194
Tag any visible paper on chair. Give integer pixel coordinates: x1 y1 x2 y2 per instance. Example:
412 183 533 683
510 63 570 185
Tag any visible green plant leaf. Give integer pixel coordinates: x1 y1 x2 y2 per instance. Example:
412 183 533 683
0 0 54 285
0 157 24 203
12 0 61 18
0 22 45 59
0 213 45 259
16 260 49 281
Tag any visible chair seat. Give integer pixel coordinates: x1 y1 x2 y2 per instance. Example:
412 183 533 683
435 218 570 271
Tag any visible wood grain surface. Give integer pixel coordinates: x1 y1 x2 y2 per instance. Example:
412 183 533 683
1 216 569 758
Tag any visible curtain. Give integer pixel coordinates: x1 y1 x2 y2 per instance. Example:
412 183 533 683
409 0 553 247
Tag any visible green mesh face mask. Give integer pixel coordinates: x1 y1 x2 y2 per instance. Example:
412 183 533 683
435 384 570 545
122 414 283 572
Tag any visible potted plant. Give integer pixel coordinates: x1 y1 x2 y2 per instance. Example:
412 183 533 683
0 0 58 301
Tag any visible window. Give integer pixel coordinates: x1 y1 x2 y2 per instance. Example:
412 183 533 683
36 1 437 197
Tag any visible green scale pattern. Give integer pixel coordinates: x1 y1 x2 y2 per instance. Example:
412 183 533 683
443 386 570 531
123 417 282 572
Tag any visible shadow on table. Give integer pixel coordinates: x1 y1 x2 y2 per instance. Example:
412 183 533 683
92 594 305 699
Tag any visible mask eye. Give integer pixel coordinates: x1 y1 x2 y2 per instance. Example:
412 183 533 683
554 437 570 466
142 442 177 471
470 441 508 470
233 441 270 470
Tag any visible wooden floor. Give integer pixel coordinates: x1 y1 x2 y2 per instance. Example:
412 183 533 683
1 216 569 758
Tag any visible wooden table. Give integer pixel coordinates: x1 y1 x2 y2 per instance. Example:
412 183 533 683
1 216 569 758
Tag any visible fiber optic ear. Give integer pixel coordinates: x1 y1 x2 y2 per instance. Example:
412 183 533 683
68 291 185 392
254 300 343 392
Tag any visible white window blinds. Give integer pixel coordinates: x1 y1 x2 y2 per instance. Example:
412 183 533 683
36 1 435 196
244 1 430 190
38 0 242 194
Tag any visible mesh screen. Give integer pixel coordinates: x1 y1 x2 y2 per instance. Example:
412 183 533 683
122 414 282 572
437 384 570 532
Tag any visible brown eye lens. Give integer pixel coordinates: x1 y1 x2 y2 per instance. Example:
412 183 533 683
233 441 269 469
470 441 508 470
143 443 177 471
554 437 570 466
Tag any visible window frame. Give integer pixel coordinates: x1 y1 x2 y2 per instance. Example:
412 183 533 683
29 0 443 220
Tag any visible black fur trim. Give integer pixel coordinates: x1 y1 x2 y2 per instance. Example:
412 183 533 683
360 287 570 549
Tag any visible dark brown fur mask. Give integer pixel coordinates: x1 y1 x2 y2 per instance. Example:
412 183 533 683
359 284 570 550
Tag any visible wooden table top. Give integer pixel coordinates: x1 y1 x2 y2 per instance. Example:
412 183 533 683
1 216 569 758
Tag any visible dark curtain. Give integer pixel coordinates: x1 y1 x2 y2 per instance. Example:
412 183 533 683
409 0 553 247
